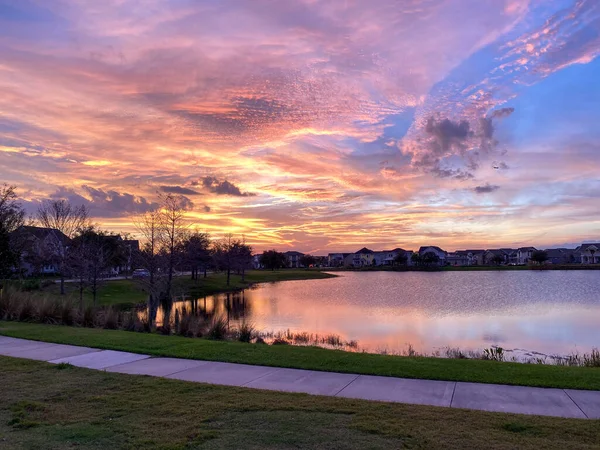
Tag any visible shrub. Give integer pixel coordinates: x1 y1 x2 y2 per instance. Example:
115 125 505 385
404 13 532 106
207 316 228 340
483 347 505 362
81 306 95 328
18 298 35 322
59 300 75 326
584 348 600 368
37 298 61 324
272 338 289 345
236 322 255 343
40 280 55 289
102 308 119 330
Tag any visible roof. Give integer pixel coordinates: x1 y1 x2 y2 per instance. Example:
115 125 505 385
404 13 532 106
12 225 70 245
465 249 486 254
355 247 374 254
418 246 446 254
579 243 600 251
518 247 537 251
284 251 304 256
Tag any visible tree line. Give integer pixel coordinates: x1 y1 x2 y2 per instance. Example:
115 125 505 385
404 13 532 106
0 184 253 320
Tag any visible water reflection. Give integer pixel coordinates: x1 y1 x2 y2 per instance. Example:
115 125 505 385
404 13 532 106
155 271 600 356
155 290 251 327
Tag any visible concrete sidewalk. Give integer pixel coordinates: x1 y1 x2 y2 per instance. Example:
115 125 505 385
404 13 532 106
1 336 598 419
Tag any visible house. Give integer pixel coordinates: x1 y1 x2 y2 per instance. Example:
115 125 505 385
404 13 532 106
544 248 577 265
577 243 600 264
284 251 304 268
351 247 375 267
327 253 351 267
418 246 447 265
10 226 71 276
447 251 469 266
500 248 519 265
373 248 412 266
517 247 537 265
464 250 486 266
485 249 512 265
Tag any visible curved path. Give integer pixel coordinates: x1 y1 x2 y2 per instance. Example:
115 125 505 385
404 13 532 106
1 336 598 419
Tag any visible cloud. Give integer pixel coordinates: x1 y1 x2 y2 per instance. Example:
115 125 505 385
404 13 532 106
203 205 211 212
196 177 257 197
473 184 500 194
159 185 201 195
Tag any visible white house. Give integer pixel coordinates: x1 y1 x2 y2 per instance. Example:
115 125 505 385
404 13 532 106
373 248 413 266
517 247 536 264
284 251 304 268
578 243 600 264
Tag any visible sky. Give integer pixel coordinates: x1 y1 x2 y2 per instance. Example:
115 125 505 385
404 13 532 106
1 0 600 253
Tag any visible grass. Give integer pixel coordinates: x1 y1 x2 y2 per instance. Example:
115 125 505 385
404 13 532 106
0 356 599 449
1 321 599 391
12 269 336 309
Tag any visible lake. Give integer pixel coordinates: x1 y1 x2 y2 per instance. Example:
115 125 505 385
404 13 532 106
159 271 600 358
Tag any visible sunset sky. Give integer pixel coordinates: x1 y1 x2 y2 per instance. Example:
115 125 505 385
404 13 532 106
1 0 600 253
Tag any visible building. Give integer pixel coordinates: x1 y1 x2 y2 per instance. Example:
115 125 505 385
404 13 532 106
284 251 304 268
327 252 351 267
517 247 537 265
10 226 70 276
464 250 486 266
418 246 447 265
544 248 577 265
447 251 469 266
372 248 413 266
351 247 375 267
577 243 600 264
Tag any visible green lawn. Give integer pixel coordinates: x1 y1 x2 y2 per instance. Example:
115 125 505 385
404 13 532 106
1 357 598 450
27 269 336 309
2 322 599 391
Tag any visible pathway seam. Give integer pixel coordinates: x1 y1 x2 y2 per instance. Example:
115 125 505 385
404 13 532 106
563 389 589 419
332 374 361 397
449 382 457 407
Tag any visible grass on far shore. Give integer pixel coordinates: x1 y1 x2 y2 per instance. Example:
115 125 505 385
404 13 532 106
13 269 336 309
1 356 599 450
2 321 600 391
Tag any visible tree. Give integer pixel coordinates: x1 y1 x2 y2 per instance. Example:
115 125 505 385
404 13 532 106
421 251 440 267
212 234 239 286
70 228 121 307
259 250 286 271
531 250 548 265
183 230 211 282
158 194 189 304
231 239 253 282
299 254 316 268
0 184 26 279
134 210 164 326
393 252 408 266
590 247 597 264
36 199 89 294
410 252 422 267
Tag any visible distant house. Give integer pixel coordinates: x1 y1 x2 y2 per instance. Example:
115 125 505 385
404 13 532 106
464 250 486 266
351 247 375 267
544 248 577 265
327 252 351 267
418 246 447 265
284 251 304 268
485 249 513 265
500 248 519 265
373 248 412 266
10 226 70 276
517 247 537 265
577 243 600 264
447 251 469 266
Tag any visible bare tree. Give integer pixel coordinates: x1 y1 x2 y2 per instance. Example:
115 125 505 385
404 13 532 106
213 234 235 286
134 210 164 326
36 200 89 294
158 194 189 305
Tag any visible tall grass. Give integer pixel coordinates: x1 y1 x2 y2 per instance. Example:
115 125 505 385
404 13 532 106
1 287 599 367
